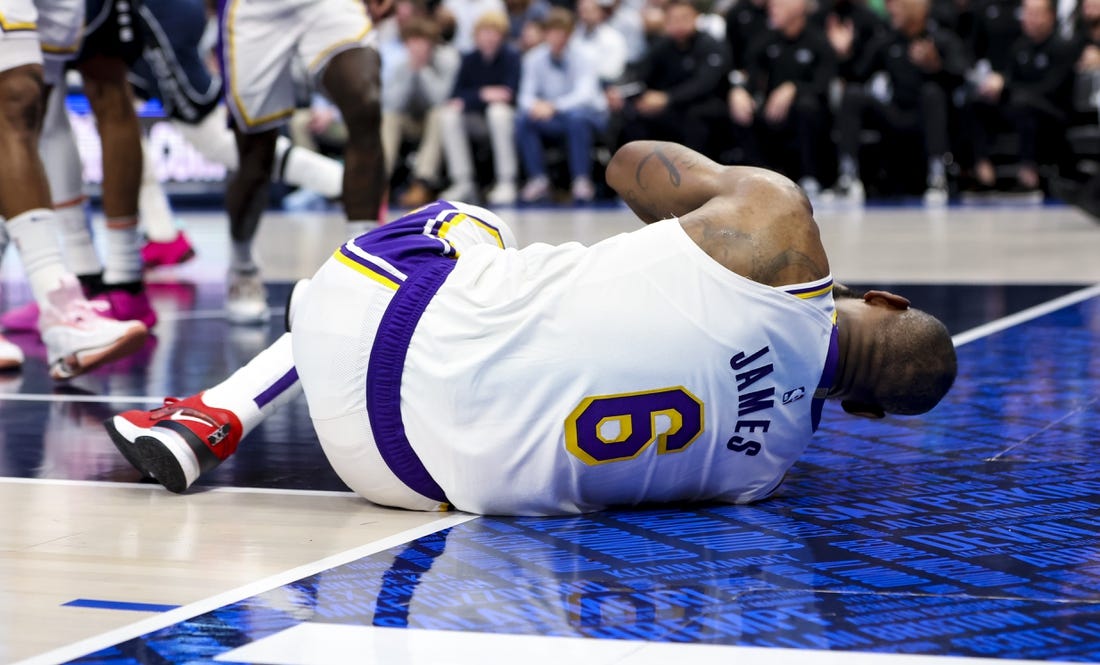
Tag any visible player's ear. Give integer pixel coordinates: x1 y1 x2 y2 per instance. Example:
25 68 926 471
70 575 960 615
864 290 910 310
841 400 886 419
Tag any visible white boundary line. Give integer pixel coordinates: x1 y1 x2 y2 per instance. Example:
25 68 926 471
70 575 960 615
0 394 165 404
15 513 478 665
0 476 356 497
951 283 1100 347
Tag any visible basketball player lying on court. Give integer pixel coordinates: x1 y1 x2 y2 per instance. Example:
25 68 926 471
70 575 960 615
104 140 957 515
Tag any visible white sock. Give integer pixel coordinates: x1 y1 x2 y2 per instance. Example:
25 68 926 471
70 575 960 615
7 209 69 303
275 136 343 199
202 333 301 437
55 200 103 277
139 138 179 242
102 218 144 285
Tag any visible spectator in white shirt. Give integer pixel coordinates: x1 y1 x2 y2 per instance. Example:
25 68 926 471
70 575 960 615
572 0 630 83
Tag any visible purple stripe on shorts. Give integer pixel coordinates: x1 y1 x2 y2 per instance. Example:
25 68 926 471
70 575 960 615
254 368 299 409
810 325 840 432
366 259 454 503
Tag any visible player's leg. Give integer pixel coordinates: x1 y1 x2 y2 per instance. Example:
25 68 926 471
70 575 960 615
105 331 301 492
224 127 278 324
77 54 157 327
320 46 386 233
0 30 146 378
0 81 104 333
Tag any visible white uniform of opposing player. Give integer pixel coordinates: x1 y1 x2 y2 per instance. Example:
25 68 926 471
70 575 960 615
220 0 375 132
293 201 837 516
0 0 83 82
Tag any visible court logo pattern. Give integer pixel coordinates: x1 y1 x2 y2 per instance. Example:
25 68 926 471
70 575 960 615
73 299 1100 664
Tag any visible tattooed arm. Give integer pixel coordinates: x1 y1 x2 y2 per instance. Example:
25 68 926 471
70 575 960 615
606 140 830 288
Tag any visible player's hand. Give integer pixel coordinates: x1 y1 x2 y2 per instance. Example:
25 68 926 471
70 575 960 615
1079 45 1100 71
764 82 796 124
909 39 942 72
365 0 396 21
728 87 755 125
826 15 855 59
530 100 556 120
606 86 624 111
480 85 513 104
978 71 1005 101
636 90 669 115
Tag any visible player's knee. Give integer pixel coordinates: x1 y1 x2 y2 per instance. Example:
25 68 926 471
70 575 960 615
0 67 46 136
342 86 382 135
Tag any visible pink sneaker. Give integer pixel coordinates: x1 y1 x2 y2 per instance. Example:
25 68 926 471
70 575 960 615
39 276 148 380
0 301 40 333
91 288 158 329
141 232 196 270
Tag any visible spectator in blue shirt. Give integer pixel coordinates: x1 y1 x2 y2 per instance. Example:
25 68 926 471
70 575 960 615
515 8 610 202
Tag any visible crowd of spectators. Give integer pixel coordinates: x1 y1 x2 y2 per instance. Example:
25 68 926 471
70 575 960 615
291 0 1100 206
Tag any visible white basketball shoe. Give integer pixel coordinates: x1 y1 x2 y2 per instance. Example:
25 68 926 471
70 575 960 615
39 275 148 379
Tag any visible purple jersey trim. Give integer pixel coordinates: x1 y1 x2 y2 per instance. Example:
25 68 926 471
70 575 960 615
810 325 840 432
366 259 454 503
254 368 300 409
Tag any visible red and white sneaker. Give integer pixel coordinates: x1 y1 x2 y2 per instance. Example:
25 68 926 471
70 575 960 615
40 276 148 379
104 392 243 493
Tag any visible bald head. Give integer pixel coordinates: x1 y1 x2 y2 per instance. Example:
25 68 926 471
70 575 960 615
833 291 956 418
871 307 957 415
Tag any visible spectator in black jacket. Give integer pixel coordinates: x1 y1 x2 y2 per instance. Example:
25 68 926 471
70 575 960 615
966 0 1076 190
608 0 731 157
730 0 837 194
726 0 770 73
439 11 522 203
830 0 969 203
818 0 888 81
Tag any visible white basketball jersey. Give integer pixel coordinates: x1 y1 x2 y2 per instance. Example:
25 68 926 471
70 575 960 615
401 219 837 515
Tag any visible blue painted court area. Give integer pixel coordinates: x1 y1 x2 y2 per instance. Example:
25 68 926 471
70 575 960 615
55 290 1100 663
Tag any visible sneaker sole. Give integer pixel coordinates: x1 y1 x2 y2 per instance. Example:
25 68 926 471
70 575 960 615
104 416 199 493
143 247 196 270
49 324 149 380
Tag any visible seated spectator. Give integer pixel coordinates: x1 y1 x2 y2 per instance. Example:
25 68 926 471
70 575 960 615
515 8 609 202
442 0 509 52
965 0 1075 191
730 0 836 194
608 0 731 158
829 0 969 203
439 11 522 203
605 0 649 65
519 16 547 51
816 0 888 82
726 0 770 74
505 0 552 46
1074 0 1100 70
572 0 630 83
382 18 461 207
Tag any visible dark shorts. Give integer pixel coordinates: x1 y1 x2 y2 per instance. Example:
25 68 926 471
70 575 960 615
73 0 145 66
128 0 221 123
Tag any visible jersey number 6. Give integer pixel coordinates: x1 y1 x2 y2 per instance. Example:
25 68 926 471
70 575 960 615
564 387 705 465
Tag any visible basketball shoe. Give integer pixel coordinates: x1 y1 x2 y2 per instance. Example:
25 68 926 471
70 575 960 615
227 267 269 324
104 392 243 493
3 284 158 331
141 231 196 270
0 333 24 370
40 276 148 379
